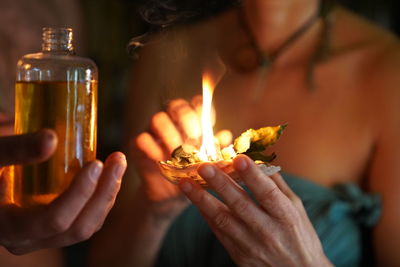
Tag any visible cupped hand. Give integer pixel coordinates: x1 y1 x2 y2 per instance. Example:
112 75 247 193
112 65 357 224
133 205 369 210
133 96 232 221
0 128 127 254
178 154 332 267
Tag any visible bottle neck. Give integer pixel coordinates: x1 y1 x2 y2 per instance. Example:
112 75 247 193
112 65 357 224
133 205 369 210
42 27 74 54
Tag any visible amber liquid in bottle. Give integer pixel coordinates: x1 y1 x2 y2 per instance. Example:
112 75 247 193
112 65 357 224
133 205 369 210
12 28 98 207
14 81 97 205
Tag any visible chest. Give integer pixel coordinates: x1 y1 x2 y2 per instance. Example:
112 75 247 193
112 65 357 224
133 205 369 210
213 64 375 186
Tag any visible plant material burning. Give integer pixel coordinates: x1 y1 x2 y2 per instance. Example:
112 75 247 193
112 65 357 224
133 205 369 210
158 73 286 187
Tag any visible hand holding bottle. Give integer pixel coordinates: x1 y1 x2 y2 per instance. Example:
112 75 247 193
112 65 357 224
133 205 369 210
0 128 127 254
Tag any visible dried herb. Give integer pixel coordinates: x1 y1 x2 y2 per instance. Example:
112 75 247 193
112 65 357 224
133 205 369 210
171 144 201 166
233 124 287 153
170 124 287 165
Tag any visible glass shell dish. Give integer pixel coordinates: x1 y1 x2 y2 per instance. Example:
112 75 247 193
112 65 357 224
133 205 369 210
158 160 281 187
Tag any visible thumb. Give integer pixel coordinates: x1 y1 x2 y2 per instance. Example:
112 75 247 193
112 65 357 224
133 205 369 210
0 129 57 167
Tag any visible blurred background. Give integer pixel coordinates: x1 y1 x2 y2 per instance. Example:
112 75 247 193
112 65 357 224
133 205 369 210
0 0 399 266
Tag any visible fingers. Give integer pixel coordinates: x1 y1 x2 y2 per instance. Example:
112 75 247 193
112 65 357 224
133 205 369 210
233 155 294 220
167 99 201 141
196 163 272 232
146 97 203 156
150 112 183 153
211 228 238 258
35 152 127 249
269 173 298 201
135 132 166 162
0 129 57 167
191 95 203 118
0 161 102 252
178 178 253 248
145 96 219 160
32 160 104 239
2 152 127 254
199 163 267 218
71 152 126 233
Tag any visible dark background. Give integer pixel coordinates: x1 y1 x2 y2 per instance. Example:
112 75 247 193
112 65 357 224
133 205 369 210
340 0 400 35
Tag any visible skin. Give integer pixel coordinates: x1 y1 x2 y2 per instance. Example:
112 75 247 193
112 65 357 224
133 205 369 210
90 0 400 266
89 98 231 267
179 155 331 266
0 115 127 264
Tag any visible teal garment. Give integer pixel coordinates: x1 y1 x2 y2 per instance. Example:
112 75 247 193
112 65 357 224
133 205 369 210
155 173 381 267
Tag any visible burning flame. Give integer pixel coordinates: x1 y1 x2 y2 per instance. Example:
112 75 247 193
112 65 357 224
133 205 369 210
198 73 219 161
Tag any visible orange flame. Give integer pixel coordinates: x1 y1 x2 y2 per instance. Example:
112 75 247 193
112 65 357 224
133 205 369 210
198 73 219 161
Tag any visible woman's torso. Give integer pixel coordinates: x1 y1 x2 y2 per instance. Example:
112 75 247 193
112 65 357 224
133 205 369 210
192 7 399 188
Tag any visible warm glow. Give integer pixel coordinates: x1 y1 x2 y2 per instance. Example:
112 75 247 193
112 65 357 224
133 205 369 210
198 73 219 161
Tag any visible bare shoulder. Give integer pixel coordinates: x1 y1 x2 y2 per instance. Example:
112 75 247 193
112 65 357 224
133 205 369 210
334 7 400 80
334 8 400 118
334 7 399 49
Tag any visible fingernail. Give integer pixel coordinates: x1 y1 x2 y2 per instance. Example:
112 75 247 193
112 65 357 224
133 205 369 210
39 129 57 145
234 156 248 171
33 130 57 157
35 129 51 139
198 164 215 179
107 153 127 178
180 181 193 193
113 162 127 179
90 161 103 181
111 152 126 162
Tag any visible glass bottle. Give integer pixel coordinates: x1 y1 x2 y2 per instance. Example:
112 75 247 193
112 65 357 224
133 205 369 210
13 28 97 207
